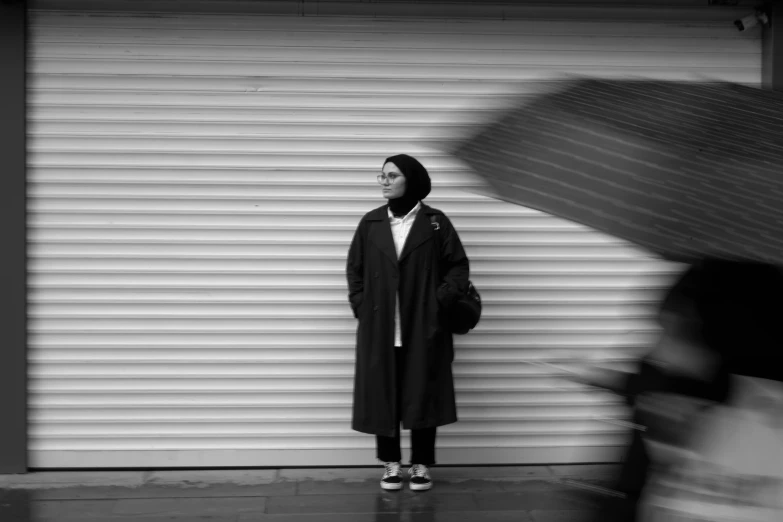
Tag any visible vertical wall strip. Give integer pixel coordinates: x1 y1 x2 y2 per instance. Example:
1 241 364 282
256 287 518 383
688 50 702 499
0 0 29 475
763 2 783 90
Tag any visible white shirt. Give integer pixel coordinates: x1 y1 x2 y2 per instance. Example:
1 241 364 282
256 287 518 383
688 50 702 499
388 202 421 347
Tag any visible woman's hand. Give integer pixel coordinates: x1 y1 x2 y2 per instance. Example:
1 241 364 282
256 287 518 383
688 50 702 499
436 282 460 309
349 292 363 319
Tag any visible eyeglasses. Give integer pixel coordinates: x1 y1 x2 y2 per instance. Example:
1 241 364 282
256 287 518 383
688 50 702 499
377 173 403 184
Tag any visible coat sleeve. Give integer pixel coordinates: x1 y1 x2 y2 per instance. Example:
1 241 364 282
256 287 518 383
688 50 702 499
346 218 366 319
435 214 470 307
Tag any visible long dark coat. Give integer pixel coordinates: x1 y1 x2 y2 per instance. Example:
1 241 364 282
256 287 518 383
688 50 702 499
346 203 470 437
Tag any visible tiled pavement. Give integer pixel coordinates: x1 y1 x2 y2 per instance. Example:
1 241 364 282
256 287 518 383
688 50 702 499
0 464 620 522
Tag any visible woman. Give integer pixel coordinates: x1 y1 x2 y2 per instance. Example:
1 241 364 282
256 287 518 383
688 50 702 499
346 154 469 491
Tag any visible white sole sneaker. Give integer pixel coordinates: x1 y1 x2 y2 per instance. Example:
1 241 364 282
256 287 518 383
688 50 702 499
408 464 432 491
409 481 432 491
380 462 403 491
380 480 403 491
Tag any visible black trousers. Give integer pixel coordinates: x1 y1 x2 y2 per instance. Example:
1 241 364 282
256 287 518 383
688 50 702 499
375 344 437 466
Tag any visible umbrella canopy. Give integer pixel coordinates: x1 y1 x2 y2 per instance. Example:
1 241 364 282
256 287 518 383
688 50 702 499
451 78 783 264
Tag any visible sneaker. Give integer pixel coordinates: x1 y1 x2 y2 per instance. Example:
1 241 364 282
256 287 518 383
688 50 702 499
380 462 403 490
408 464 432 491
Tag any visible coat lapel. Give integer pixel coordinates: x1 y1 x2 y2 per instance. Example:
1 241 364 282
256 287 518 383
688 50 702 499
367 208 398 266
399 207 434 263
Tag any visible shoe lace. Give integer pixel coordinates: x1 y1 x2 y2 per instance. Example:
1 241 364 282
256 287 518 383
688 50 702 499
409 464 429 478
384 462 400 476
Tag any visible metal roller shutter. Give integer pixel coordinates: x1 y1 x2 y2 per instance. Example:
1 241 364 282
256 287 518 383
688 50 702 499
27 1 761 468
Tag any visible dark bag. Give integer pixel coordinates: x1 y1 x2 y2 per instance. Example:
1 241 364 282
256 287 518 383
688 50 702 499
430 215 482 335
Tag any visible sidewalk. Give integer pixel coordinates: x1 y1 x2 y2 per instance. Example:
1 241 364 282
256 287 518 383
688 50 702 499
0 464 620 522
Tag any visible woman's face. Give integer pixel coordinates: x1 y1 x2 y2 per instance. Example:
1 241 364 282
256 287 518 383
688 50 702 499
380 162 407 199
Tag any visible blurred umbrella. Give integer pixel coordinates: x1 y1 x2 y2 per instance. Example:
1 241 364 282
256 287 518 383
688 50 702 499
451 78 783 264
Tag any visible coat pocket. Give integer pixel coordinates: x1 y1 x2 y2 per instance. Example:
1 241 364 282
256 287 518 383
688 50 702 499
350 292 364 319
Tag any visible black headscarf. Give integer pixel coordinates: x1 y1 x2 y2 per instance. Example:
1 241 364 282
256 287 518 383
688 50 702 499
384 154 432 217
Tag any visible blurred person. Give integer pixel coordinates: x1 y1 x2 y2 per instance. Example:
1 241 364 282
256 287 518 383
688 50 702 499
637 260 783 522
574 261 734 522
346 154 470 491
